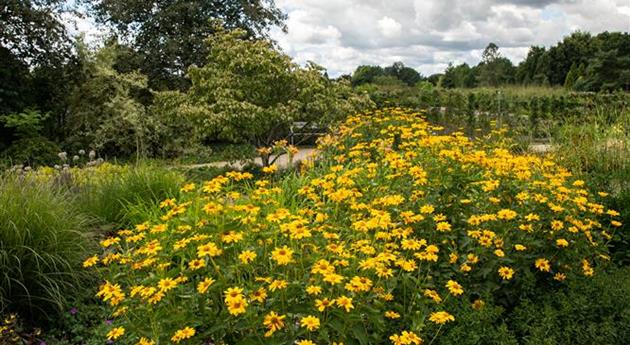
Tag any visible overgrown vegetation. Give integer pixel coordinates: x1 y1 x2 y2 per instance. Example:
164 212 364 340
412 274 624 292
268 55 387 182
0 176 92 320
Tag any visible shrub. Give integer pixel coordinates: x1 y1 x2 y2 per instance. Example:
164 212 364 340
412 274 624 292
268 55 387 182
3 136 61 167
510 266 630 345
0 176 93 319
434 298 518 345
89 108 620 344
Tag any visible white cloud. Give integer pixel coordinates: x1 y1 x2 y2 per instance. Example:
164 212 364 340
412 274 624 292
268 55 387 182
272 0 630 77
377 16 403 37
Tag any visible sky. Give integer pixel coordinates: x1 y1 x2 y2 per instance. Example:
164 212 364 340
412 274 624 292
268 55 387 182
268 0 630 77
64 0 630 78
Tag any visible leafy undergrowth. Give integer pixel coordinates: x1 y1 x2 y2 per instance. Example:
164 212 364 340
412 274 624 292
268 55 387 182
89 108 622 345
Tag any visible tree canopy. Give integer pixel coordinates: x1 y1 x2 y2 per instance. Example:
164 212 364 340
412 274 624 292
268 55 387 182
169 24 371 155
86 0 287 90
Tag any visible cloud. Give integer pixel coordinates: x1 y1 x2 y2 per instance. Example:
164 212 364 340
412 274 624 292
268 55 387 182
377 16 403 37
272 0 630 77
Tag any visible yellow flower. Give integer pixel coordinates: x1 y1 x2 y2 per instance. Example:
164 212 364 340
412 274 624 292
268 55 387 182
556 239 569 247
226 298 248 316
135 337 155 345
535 258 551 272
497 209 517 220
336 296 354 312
514 244 527 251
250 288 267 303
553 272 567 281
158 278 177 292
389 330 423 345
188 259 205 270
424 289 442 303
446 280 464 296
384 310 401 319
197 242 223 258
238 250 257 264
436 221 451 232
171 326 195 343
429 311 455 324
498 266 514 280
269 279 288 291
180 183 196 192
224 287 244 302
315 298 332 312
82 255 99 268
306 285 322 295
296 340 316 345
106 327 125 341
263 311 285 337
472 299 485 310
271 246 294 265
262 164 278 174
197 277 215 294
300 315 320 331
420 205 434 214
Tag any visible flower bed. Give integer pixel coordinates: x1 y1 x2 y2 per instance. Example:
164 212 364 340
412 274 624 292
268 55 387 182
89 108 621 344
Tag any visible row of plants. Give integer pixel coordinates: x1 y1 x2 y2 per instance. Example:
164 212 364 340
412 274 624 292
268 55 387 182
358 82 629 138
86 107 622 344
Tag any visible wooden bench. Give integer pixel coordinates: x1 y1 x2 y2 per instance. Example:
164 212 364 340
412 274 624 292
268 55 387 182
289 121 327 145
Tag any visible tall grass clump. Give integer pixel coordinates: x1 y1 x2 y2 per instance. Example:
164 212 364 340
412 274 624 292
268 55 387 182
76 164 185 228
0 176 93 319
551 109 630 264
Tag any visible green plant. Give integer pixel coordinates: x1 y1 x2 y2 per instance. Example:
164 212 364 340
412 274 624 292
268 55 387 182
0 176 93 320
510 266 630 345
3 136 61 167
75 164 184 228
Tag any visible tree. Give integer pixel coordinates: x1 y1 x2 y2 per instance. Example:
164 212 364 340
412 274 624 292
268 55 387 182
87 0 287 90
577 49 630 91
168 24 371 164
0 0 77 149
477 43 515 87
351 65 384 86
442 63 476 88
482 43 500 64
0 0 72 66
546 31 596 85
516 46 548 85
65 42 154 158
384 62 422 86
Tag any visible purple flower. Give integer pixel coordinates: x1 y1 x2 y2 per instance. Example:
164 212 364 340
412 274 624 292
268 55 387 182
105 319 113 325
70 307 78 315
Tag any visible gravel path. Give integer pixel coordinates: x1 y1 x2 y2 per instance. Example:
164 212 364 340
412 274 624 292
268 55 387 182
182 148 318 170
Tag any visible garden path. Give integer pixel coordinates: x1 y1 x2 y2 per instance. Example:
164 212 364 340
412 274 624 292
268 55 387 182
183 148 318 170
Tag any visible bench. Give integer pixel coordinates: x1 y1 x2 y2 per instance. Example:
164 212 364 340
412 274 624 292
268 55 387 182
289 121 327 145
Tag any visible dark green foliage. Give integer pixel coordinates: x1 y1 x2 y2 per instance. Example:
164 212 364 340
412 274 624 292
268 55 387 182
442 63 477 88
510 267 630 345
477 43 516 87
3 136 61 166
351 65 385 86
0 0 72 65
384 62 423 86
518 31 630 90
0 176 93 320
86 0 287 90
435 301 518 345
352 62 423 87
